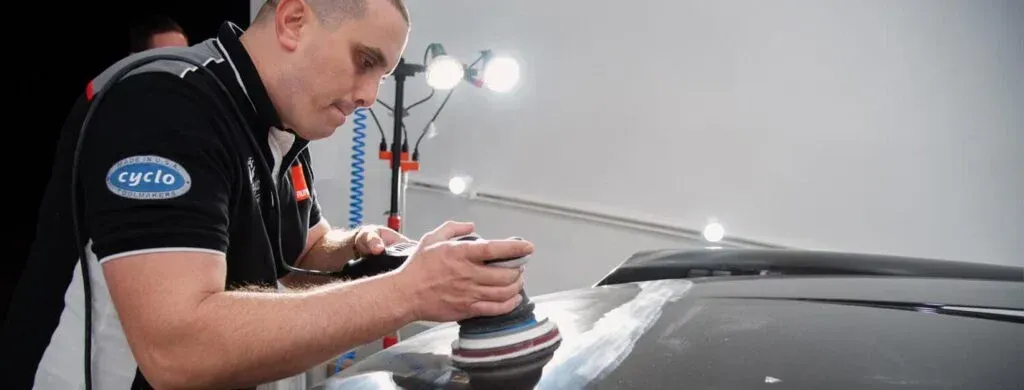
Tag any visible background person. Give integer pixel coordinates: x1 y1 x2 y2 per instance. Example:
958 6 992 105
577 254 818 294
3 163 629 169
129 14 189 52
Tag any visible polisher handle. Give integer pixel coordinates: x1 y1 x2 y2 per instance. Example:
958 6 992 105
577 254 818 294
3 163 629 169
342 233 530 275
450 234 531 268
341 242 417 278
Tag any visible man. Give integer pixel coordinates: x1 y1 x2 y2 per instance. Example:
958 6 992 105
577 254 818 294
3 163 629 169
3 0 532 389
129 14 190 52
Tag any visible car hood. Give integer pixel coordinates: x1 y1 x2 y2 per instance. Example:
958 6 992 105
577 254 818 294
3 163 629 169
315 277 1023 390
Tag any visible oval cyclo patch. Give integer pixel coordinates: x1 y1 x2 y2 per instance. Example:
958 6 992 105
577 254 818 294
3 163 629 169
106 155 192 200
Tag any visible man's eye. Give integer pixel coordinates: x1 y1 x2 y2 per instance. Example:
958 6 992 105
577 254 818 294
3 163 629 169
362 58 375 69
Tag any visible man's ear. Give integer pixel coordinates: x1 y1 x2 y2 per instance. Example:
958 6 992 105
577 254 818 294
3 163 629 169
274 0 312 51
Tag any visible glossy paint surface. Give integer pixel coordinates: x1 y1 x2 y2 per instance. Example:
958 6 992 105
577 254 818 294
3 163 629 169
316 276 1023 389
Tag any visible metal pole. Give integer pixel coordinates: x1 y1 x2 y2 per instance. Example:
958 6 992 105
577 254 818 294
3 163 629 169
400 170 409 233
387 63 405 232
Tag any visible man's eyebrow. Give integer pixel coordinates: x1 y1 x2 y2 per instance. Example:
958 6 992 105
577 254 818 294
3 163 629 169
357 44 387 68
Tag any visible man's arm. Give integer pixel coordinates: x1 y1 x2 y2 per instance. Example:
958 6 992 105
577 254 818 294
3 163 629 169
277 148 366 287
299 219 358 271
278 219 358 287
104 251 415 389
84 73 418 389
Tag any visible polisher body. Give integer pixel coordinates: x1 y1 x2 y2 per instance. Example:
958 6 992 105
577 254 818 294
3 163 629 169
447 235 563 368
350 233 563 368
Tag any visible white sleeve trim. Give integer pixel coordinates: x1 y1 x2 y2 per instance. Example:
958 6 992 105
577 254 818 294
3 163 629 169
99 247 226 264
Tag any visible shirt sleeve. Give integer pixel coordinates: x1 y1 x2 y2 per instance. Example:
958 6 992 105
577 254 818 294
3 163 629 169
80 72 235 263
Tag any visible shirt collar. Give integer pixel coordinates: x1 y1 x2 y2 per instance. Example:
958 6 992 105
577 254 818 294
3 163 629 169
214 21 286 133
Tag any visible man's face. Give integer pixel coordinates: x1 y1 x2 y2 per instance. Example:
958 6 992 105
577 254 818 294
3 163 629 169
149 31 189 49
274 0 409 140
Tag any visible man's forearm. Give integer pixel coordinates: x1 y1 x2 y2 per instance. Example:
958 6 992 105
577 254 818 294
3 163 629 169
152 272 414 389
299 228 359 270
281 228 358 286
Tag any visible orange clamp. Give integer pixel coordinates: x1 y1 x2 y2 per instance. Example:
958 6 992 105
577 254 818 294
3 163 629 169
401 161 420 172
386 160 420 172
379 151 411 162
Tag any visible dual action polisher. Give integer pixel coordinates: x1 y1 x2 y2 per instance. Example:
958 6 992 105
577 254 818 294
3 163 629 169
346 234 562 368
448 235 562 369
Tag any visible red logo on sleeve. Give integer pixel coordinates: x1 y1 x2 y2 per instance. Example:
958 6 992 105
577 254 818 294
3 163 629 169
290 163 310 201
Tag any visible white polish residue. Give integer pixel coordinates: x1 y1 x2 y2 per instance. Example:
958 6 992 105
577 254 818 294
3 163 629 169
765 376 782 384
536 280 692 388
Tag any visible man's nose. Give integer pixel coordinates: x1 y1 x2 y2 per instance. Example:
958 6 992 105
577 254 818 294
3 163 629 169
353 79 381 108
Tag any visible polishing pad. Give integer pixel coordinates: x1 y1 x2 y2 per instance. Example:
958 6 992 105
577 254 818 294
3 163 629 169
451 316 562 368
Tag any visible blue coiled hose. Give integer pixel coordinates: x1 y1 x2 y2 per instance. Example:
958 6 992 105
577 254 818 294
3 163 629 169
349 108 367 229
337 108 369 372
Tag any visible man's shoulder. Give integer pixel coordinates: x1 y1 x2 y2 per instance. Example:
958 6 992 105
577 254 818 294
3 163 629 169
89 41 227 103
82 43 243 157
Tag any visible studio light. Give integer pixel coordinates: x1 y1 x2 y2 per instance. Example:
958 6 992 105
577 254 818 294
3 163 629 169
425 44 464 90
482 56 520 92
448 175 473 195
367 42 522 234
702 221 725 243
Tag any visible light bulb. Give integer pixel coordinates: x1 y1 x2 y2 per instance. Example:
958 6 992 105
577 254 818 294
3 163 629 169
482 56 520 93
448 175 472 195
702 221 725 243
426 55 464 90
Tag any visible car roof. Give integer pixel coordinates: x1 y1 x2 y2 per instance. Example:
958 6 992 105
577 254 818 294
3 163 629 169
316 251 1023 389
594 248 1024 286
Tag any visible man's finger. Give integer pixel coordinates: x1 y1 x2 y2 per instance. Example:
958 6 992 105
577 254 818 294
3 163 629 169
470 294 523 317
471 264 523 286
377 228 412 245
421 221 475 245
461 239 534 263
473 279 525 301
358 230 386 255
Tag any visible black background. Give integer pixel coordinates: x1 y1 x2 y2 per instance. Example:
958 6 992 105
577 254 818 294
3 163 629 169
4 0 251 323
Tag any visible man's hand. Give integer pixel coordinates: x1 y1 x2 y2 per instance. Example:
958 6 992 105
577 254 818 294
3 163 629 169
390 221 534 323
352 224 413 258
285 222 413 288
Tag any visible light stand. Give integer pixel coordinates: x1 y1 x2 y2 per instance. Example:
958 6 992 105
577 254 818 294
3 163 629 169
382 58 425 233
371 44 517 235
350 42 519 359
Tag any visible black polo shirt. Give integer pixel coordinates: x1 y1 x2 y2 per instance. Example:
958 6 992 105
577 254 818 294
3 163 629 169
3 22 323 389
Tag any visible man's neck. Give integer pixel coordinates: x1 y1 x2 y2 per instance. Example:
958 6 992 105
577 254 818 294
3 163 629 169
239 28 274 86
238 27 291 130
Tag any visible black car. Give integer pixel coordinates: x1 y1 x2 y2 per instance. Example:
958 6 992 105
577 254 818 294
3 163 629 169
315 249 1024 389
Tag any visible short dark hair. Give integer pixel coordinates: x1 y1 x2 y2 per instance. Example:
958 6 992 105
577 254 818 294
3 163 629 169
129 14 185 52
255 0 409 27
